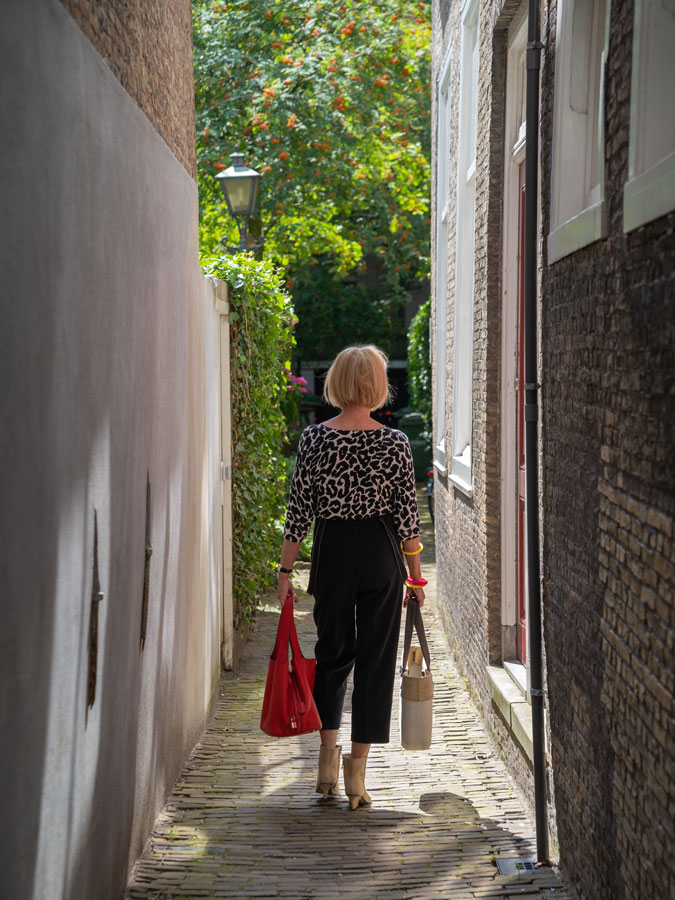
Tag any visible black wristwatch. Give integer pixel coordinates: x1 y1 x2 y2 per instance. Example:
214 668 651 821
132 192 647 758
279 566 293 575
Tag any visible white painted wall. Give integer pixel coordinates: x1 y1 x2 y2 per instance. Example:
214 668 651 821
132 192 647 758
0 2 226 898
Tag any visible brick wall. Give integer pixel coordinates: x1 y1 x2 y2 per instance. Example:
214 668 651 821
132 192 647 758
431 0 539 813
60 0 196 178
432 0 489 714
540 1 675 898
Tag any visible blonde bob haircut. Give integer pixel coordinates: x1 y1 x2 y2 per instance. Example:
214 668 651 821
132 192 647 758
323 344 392 411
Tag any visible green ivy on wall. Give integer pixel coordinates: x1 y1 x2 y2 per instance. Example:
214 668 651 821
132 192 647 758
407 297 431 423
204 253 295 623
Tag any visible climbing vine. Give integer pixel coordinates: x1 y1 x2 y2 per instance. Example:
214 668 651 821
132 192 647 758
203 253 295 623
407 298 431 423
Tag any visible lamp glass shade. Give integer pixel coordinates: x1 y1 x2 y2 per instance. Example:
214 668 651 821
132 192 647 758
216 159 260 218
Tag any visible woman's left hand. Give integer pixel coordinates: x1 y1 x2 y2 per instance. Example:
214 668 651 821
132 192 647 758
278 573 298 607
403 586 425 608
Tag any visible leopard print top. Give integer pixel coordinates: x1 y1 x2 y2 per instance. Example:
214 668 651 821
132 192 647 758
283 423 421 543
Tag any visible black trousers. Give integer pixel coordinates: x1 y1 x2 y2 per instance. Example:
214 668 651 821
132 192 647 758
308 515 406 744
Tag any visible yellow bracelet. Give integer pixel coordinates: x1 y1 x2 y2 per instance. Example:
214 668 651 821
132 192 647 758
400 542 423 555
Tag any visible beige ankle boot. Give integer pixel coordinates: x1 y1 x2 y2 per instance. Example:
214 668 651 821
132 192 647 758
343 754 372 810
316 745 342 798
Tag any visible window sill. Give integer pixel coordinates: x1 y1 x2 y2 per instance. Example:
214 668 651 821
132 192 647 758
433 459 448 478
623 150 675 232
486 665 534 763
547 199 607 264
450 450 472 497
449 472 473 498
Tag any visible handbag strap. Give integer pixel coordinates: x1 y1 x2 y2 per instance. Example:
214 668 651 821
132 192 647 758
270 595 293 663
270 595 305 664
401 598 432 673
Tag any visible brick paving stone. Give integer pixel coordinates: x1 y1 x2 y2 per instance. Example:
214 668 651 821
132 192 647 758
123 493 575 900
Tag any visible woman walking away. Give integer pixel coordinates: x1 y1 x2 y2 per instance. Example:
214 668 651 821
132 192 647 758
277 345 426 809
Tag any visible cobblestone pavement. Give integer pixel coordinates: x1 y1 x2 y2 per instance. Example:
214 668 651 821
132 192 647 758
124 494 575 900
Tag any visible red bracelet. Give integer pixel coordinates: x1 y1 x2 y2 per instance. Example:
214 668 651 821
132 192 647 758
405 577 428 587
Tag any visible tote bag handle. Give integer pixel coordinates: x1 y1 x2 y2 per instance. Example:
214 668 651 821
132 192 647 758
401 597 431 673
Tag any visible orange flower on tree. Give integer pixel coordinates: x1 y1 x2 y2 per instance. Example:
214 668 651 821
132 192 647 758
278 150 290 161
287 113 298 129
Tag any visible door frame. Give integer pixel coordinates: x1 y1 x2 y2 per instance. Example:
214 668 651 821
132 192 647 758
500 4 529 676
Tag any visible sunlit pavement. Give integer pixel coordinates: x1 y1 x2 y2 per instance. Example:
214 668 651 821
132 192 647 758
124 491 575 900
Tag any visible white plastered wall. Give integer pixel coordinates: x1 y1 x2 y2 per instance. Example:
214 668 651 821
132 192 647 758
0 2 227 898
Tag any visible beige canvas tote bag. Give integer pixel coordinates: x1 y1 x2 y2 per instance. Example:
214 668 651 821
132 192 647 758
400 597 433 750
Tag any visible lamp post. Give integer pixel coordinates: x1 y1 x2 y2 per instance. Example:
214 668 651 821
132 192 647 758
215 150 262 253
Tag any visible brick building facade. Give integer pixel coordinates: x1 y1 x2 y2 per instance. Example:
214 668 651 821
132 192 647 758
431 1 674 898
540 2 674 898
60 0 196 177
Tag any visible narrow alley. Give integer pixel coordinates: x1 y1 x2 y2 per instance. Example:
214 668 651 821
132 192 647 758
123 502 574 900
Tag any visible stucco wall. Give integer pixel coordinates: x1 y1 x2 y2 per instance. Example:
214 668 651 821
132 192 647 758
0 3 222 899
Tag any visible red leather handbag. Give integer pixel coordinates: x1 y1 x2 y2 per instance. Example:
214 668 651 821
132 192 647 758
260 595 322 737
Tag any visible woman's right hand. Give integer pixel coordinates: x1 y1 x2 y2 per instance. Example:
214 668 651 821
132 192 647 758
404 586 425 608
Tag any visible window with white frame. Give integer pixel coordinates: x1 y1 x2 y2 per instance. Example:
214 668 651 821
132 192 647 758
434 46 452 473
548 0 610 263
451 0 479 494
623 0 675 231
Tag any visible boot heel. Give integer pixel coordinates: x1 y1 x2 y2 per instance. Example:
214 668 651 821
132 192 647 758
317 782 339 799
343 754 372 810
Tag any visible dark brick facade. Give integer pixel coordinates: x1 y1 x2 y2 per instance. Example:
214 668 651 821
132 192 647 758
540 2 675 899
60 0 196 178
433 0 673 896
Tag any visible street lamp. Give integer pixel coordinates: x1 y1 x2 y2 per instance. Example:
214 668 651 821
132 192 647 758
216 150 262 253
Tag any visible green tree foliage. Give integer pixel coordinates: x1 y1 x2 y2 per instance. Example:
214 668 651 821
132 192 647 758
290 259 396 360
407 297 431 423
193 0 431 358
203 253 295 622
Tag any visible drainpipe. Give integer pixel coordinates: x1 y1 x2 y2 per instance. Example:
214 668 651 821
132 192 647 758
524 0 549 864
